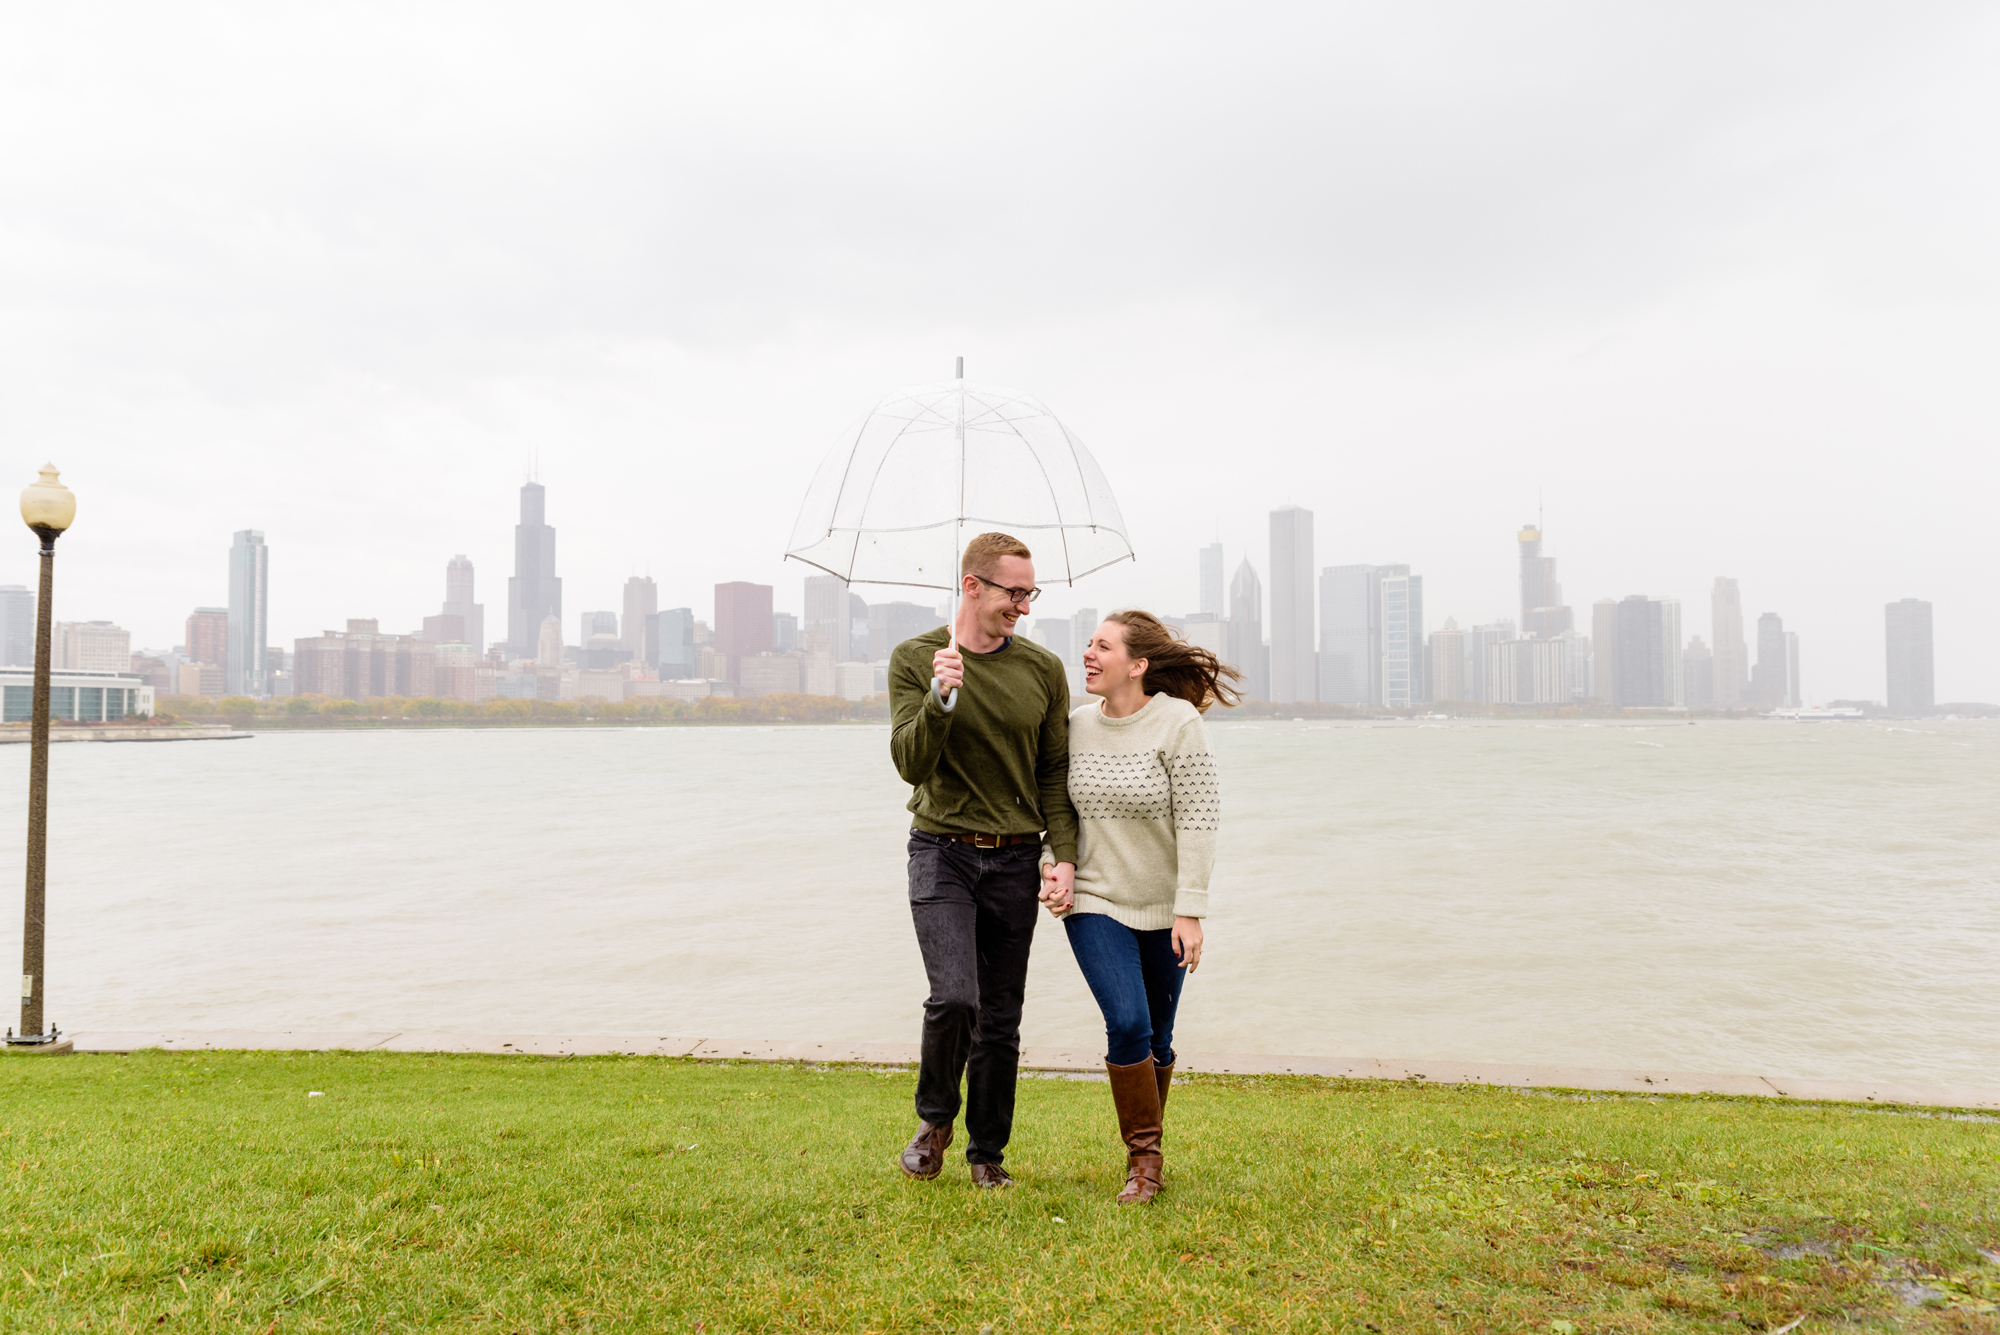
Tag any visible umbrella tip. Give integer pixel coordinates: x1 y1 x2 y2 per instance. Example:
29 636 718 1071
955 356 963 379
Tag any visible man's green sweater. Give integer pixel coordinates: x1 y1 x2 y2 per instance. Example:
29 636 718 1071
889 626 1080 865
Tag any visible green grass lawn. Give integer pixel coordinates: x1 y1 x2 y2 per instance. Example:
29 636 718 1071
1 1052 1996 1333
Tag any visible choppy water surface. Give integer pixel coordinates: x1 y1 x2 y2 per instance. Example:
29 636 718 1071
0 719 1993 1084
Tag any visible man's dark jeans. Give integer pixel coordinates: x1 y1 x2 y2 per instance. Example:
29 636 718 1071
907 829 1043 1166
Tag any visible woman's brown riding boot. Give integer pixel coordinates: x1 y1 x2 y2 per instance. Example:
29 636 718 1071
1154 1059 1174 1115
1106 1057 1164 1204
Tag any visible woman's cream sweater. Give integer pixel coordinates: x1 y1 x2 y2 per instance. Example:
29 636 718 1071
1046 692 1220 931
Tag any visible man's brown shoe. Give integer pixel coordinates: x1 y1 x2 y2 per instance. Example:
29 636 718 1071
898 1121 953 1179
970 1163 1015 1188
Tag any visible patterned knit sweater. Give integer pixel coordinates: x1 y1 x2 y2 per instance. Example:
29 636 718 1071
1052 692 1220 931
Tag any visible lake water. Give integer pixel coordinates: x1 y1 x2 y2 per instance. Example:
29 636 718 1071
0 719 1993 1085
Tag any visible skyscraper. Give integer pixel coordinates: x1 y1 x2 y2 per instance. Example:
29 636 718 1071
1198 543 1224 616
803 574 853 661
1709 579 1747 707
227 529 268 697
714 582 773 683
1268 507 1314 704
656 608 695 678
507 482 561 659
1069 607 1099 692
1751 612 1787 707
0 586 32 667
1428 620 1465 702
445 555 484 653
622 576 657 665
186 607 229 670
1318 564 1379 706
1590 599 1618 701
1683 636 1714 707
1378 566 1423 707
1885 598 1934 715
1228 559 1266 702
1464 620 1515 704
1518 524 1572 638
1783 631 1800 708
1613 596 1683 707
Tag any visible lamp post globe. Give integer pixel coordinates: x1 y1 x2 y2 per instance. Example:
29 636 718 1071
10 464 74 1053
20 464 77 536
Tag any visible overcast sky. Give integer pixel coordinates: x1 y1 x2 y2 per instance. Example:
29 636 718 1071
2 4 1995 701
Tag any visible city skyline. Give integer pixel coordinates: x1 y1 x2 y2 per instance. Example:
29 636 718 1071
5 11 1996 704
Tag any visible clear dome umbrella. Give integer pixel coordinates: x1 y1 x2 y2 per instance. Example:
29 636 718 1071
785 365 1134 709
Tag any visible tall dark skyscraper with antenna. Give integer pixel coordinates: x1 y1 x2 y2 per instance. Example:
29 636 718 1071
507 481 561 658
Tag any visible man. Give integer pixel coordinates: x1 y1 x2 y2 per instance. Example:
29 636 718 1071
888 531 1078 1187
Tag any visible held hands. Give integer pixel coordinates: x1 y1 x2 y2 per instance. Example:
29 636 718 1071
931 644 964 696
1038 862 1075 917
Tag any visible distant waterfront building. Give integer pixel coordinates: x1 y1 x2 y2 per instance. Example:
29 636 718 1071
833 661 876 701
0 586 31 667
177 662 224 697
739 651 803 698
714 582 774 684
1228 559 1266 702
56 621 132 674
1318 565 1379 706
1751 612 1787 707
655 608 695 679
802 650 835 697
186 606 229 676
1517 523 1572 639
1032 616 1072 666
867 601 945 667
1590 599 1618 702
293 620 440 700
1378 566 1423 708
1612 595 1683 707
621 576 657 666
581 610 618 645
1783 631 1801 708
1884 598 1934 715
1183 613 1227 663
1198 543 1224 617
1428 620 1465 702
227 529 269 697
506 482 562 658
803 575 854 661
1490 637 1569 705
772 612 799 653
1710 578 1748 707
1555 628 1591 700
1683 635 1714 707
536 615 564 669
1464 620 1514 705
1069 607 1099 693
445 555 484 654
0 667 151 722
1268 507 1315 704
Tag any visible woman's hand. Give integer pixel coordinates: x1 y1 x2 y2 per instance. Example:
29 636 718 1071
1171 915 1203 972
1038 862 1075 917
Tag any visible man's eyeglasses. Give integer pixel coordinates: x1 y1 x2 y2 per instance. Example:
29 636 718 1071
972 573 1042 605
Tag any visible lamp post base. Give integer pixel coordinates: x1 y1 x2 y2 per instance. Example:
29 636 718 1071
3 1036 72 1055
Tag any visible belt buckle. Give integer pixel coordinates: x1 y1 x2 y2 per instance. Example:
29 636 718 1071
972 833 998 849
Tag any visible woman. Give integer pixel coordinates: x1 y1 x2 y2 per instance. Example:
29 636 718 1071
1040 609 1240 1204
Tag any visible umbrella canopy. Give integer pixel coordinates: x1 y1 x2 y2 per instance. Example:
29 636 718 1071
785 378 1133 592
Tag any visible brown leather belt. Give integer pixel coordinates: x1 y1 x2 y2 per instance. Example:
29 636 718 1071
941 832 1041 848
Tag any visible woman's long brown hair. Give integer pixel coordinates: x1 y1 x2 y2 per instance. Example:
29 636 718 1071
1100 609 1244 714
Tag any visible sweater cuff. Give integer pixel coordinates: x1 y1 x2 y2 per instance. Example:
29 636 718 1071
1046 843 1078 867
1172 888 1209 919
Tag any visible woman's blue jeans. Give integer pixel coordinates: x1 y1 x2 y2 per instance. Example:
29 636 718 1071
1063 911 1188 1067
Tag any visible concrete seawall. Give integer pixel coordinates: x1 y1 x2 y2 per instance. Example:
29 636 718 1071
61 1030 2000 1112
0 726 249 743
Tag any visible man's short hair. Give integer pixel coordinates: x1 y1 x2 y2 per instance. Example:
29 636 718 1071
961 531 1032 579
